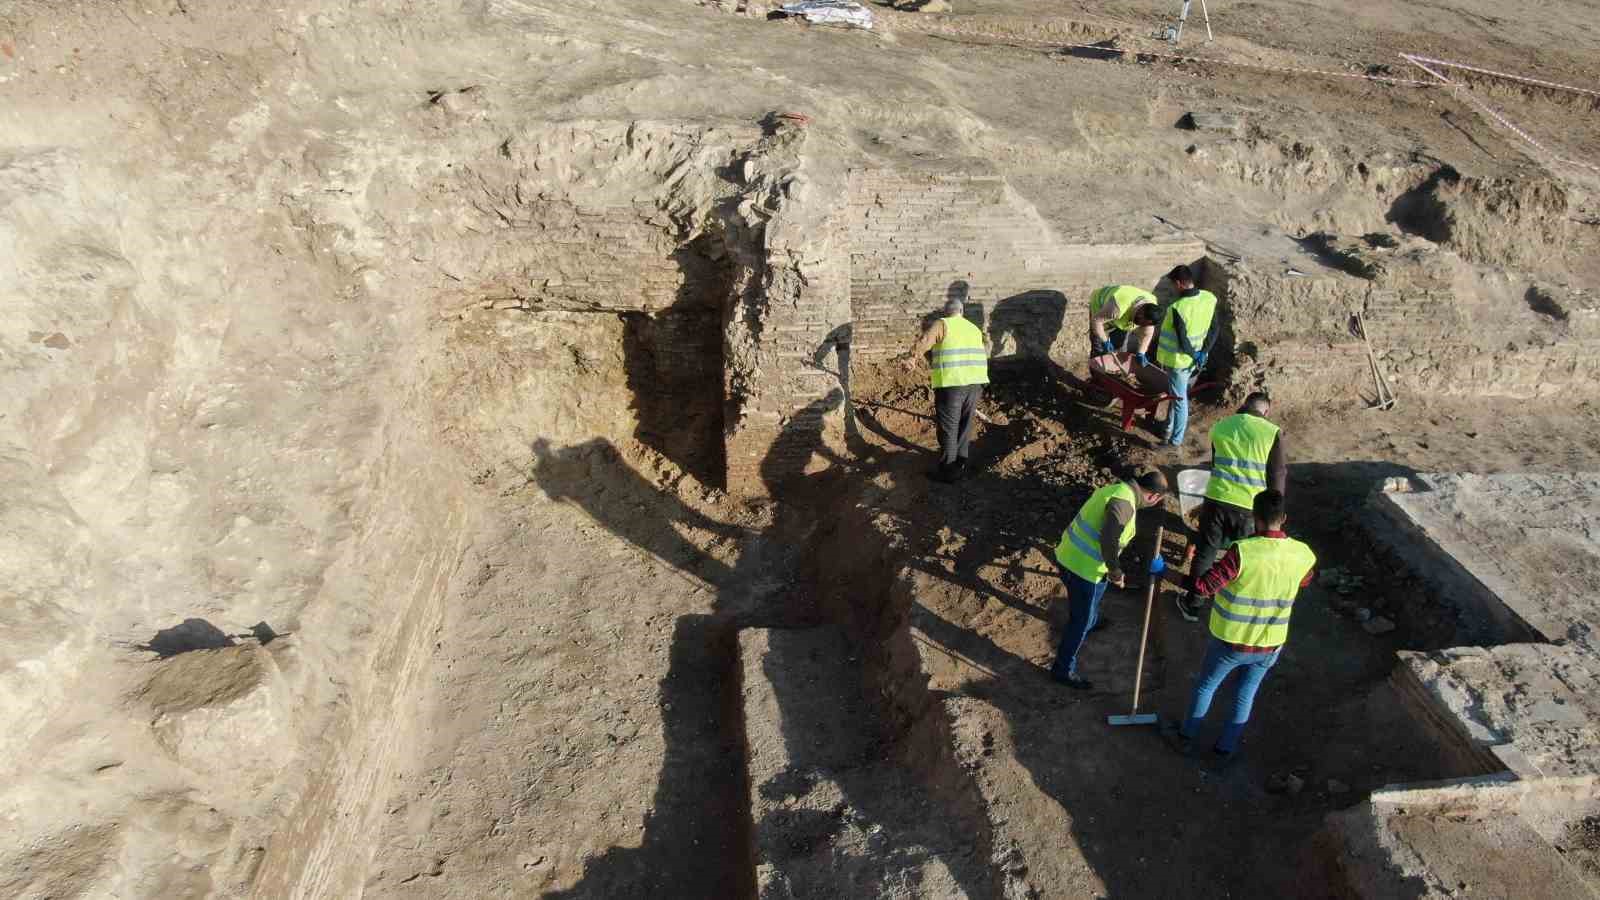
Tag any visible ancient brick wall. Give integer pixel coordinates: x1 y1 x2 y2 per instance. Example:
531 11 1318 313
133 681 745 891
846 169 1205 361
462 202 715 314
723 208 853 494
451 197 737 486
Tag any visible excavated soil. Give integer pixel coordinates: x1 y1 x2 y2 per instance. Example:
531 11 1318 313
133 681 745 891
394 363 1600 897
6 0 1600 897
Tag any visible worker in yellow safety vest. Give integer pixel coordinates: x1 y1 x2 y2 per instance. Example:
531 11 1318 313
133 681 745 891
1049 470 1169 689
1154 264 1220 448
900 284 991 483
1176 391 1286 622
1158 488 1315 760
1088 284 1162 366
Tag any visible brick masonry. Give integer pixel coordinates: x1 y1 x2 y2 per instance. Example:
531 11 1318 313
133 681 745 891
847 169 1205 360
725 167 1205 495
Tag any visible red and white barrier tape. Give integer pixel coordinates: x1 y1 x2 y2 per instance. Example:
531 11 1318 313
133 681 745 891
1399 53 1600 100
1057 41 1439 87
1399 53 1600 174
920 26 1439 87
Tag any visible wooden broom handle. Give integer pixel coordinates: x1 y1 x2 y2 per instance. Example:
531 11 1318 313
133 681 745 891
1129 525 1165 714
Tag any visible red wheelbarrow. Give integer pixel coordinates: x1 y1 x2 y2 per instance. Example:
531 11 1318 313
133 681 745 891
1085 353 1215 433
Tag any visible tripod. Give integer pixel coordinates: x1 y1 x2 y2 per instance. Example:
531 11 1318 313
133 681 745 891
1167 0 1213 45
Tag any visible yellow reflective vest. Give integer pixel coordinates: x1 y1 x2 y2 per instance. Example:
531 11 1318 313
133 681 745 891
1090 285 1157 331
1209 536 1317 649
1156 289 1218 369
1205 413 1280 510
1055 482 1137 583
929 316 990 388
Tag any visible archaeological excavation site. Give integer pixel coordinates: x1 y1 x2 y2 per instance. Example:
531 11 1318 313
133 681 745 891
5 1 1600 897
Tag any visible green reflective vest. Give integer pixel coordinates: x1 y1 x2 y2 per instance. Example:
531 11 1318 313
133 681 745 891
1055 482 1138 583
1156 289 1218 369
1090 285 1157 331
1208 536 1317 648
929 316 990 388
1205 413 1280 510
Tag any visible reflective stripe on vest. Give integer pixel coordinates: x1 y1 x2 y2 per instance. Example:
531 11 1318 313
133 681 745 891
1091 285 1156 331
1055 482 1138 583
1156 289 1218 369
929 316 990 388
1207 536 1317 648
1205 413 1281 510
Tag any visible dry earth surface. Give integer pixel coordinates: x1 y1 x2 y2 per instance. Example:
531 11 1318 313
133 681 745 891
2 0 1599 897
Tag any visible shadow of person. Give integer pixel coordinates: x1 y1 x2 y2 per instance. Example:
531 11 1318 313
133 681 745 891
541 391 853 897
987 289 1067 374
532 437 753 898
545 379 1018 897
897 456 1451 899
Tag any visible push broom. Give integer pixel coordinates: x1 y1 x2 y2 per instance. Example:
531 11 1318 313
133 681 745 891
1108 525 1164 727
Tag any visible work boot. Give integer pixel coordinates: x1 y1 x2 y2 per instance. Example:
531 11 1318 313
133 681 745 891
1208 747 1241 771
1175 593 1204 623
928 463 960 484
1052 672 1093 690
1161 722 1195 757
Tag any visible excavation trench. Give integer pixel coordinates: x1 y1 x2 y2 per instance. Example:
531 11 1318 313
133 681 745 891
13 89 1600 897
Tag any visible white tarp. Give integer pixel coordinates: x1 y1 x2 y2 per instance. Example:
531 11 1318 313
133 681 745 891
779 1 875 29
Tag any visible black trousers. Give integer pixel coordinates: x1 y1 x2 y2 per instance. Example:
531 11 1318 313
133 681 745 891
933 384 983 467
1188 499 1255 592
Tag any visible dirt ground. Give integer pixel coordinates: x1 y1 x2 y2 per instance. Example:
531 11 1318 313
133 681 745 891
373 356 1600 896
4 0 1600 896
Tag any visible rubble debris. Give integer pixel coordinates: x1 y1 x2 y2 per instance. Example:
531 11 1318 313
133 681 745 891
776 0 875 28
1267 772 1306 795
1362 616 1397 635
1178 111 1243 135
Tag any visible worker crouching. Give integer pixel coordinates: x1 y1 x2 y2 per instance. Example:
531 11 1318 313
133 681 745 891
1088 284 1162 367
1050 470 1169 690
1161 489 1316 760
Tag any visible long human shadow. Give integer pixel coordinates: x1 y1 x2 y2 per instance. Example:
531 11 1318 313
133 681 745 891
542 373 1003 897
534 397 857 896
533 436 761 898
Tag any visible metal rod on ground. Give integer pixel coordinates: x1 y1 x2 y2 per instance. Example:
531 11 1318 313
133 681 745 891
1356 310 1395 408
1356 311 1397 410
1109 525 1164 727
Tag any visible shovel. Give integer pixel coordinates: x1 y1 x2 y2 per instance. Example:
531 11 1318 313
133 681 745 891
1108 525 1165 727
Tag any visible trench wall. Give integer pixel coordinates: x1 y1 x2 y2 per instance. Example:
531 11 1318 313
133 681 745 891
724 165 1207 495
1216 256 1600 406
722 207 853 495
439 197 734 486
846 169 1204 360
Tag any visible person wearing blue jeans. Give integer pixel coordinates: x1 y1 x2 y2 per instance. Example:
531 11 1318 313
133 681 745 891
1159 489 1316 759
1153 264 1219 447
1049 563 1109 684
1049 471 1170 689
1165 363 1194 448
1180 639 1282 754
